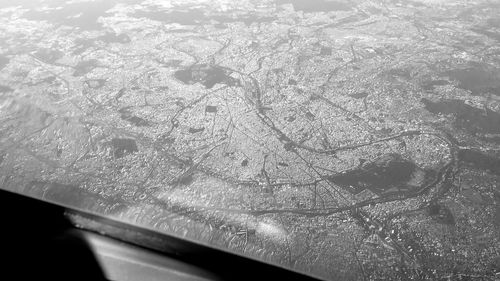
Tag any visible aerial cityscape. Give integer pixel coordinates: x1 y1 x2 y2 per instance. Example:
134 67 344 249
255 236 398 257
1 0 499 280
